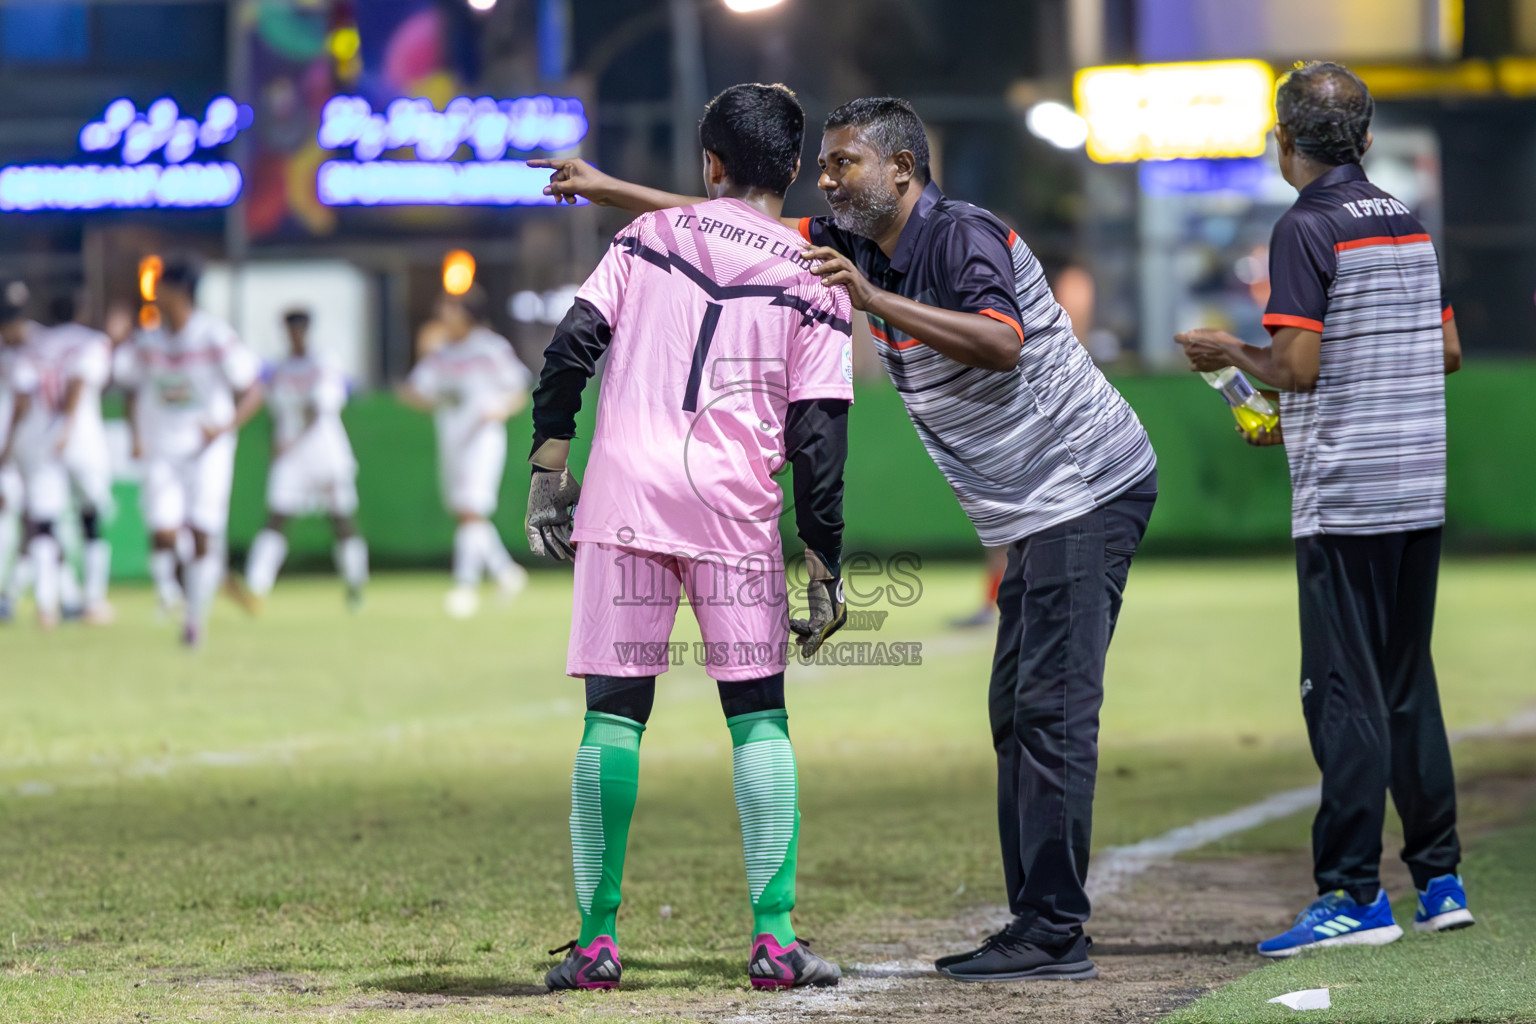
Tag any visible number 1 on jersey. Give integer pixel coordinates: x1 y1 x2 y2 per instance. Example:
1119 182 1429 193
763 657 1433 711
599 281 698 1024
682 301 723 412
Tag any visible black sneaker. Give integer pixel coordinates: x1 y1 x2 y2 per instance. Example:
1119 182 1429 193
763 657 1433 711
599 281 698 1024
935 926 1009 970
544 937 622 990
936 926 1097 982
747 934 841 990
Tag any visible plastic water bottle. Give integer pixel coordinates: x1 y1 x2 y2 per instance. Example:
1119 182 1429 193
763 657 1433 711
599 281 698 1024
1201 367 1280 441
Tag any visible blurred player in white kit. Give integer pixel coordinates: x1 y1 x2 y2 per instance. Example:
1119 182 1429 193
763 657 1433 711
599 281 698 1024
396 285 529 618
116 257 263 647
0 377 20 623
0 284 44 624
242 308 368 609
39 293 118 624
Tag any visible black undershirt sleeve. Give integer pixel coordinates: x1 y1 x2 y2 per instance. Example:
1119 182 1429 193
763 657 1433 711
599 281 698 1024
530 297 614 457
784 397 850 578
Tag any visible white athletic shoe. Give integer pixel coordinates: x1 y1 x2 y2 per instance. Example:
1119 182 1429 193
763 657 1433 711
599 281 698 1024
445 586 481 619
83 601 116 626
496 562 529 604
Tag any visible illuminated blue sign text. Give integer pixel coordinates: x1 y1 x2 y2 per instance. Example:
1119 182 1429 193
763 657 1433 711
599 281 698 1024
317 160 571 207
0 95 251 212
319 95 587 161
317 94 588 207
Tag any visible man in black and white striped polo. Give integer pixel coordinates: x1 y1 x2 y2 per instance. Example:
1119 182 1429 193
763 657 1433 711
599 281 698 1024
1179 61 1472 958
536 94 1158 981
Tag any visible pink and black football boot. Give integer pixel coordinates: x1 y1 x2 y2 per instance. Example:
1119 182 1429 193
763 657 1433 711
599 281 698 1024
544 937 622 990
747 934 841 990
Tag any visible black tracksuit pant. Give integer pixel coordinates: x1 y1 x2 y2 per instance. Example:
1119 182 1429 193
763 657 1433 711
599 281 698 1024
1296 527 1461 896
988 470 1156 947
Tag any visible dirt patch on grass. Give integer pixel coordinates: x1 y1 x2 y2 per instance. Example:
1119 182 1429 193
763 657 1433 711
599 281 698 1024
684 768 1536 1023
695 853 1313 1024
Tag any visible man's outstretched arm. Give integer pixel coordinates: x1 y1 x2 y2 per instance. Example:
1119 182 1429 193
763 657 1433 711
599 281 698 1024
531 157 705 214
531 158 804 230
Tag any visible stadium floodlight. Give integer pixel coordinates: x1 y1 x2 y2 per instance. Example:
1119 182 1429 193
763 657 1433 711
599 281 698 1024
1025 101 1088 150
1074 60 1276 163
723 0 785 12
443 250 477 295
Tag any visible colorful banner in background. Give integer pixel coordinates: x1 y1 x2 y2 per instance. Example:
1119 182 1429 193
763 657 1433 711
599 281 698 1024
246 0 485 239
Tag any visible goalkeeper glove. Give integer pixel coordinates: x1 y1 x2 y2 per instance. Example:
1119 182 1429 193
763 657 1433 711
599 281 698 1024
789 551 846 659
526 465 581 562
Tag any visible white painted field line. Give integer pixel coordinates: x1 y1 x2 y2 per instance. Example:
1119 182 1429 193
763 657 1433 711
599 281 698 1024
1086 705 1536 900
1085 784 1320 899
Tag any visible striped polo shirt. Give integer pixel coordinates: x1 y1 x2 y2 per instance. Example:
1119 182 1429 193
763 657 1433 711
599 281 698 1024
802 182 1155 546
1264 163 1450 538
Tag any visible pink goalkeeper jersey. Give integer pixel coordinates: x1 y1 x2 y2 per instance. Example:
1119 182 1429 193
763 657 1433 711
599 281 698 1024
571 198 854 562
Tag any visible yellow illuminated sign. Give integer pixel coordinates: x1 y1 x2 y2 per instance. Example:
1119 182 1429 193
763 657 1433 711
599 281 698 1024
1074 60 1277 164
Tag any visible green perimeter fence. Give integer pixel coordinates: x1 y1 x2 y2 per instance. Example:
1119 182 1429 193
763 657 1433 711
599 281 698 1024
104 363 1536 579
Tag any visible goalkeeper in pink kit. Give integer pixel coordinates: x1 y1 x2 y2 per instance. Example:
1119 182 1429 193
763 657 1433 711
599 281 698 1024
525 84 853 992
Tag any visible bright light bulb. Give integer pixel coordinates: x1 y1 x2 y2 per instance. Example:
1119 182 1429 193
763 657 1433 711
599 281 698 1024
723 0 785 12
443 250 477 295
1025 101 1089 151
467 0 497 10
138 255 162 302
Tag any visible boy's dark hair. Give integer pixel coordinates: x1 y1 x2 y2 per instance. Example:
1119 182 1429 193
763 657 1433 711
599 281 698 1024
283 308 311 327
1276 61 1374 167
698 83 805 196
158 254 202 297
824 97 931 183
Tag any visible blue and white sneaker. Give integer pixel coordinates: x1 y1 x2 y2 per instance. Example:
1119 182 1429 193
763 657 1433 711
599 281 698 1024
1257 890 1403 958
1414 874 1475 933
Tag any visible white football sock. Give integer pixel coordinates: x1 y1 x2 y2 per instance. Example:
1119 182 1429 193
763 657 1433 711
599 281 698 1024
84 539 111 609
150 548 183 610
186 550 223 629
0 512 17 599
8 550 33 602
452 524 480 587
58 555 83 612
245 529 288 597
30 533 62 621
475 521 515 579
335 536 369 590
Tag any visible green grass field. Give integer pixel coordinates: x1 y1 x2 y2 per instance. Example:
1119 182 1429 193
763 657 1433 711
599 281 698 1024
0 559 1532 1022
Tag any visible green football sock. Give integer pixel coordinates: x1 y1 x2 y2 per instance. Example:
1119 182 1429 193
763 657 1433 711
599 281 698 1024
569 711 643 945
728 709 800 945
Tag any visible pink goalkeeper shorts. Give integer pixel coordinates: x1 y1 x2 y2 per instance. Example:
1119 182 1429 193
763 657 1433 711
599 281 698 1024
568 542 790 682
